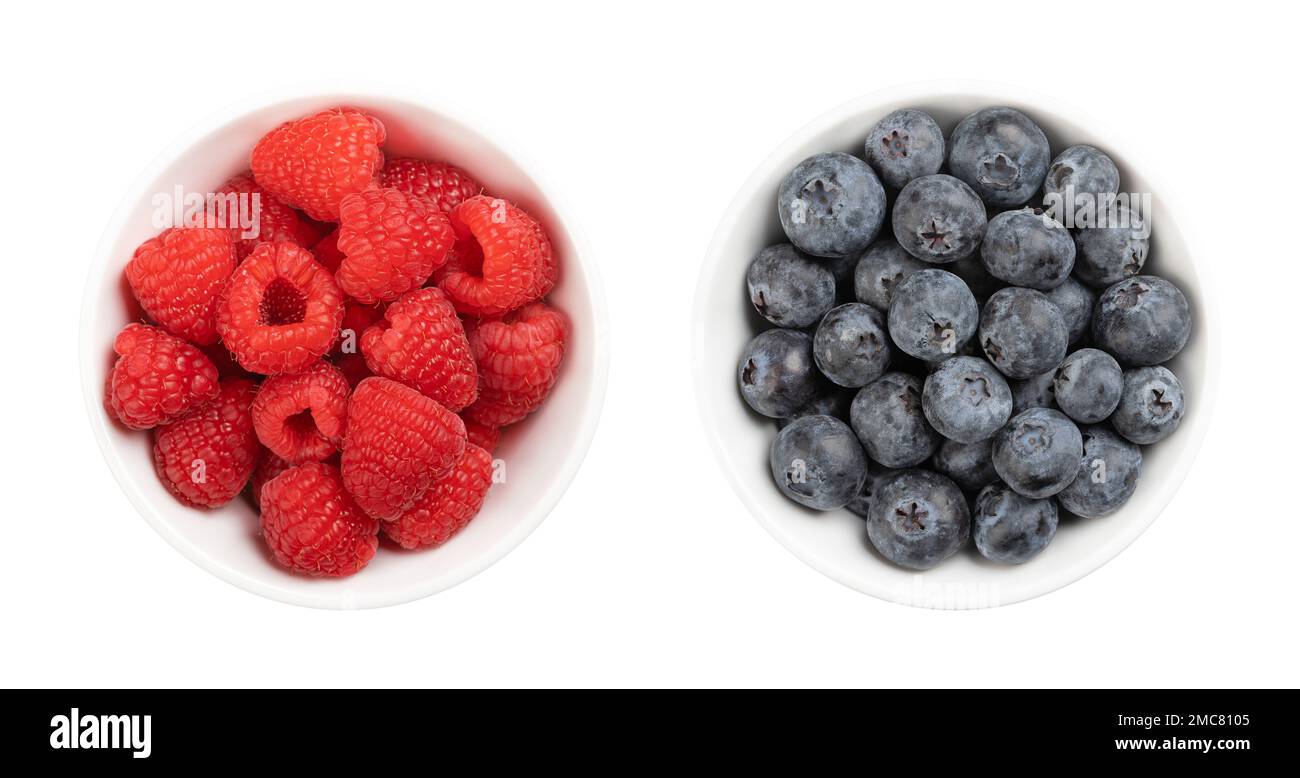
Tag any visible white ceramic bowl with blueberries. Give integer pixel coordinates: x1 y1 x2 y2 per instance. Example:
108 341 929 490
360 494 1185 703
80 89 609 610
694 82 1215 608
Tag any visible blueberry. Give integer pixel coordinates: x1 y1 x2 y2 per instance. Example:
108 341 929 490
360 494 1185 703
853 239 925 310
1010 370 1057 414
1093 275 1192 366
865 469 970 570
863 109 945 190
887 268 979 362
933 437 998 493
947 255 1004 304
846 464 902 518
1042 144 1120 209
775 385 854 430
992 407 1083 498
746 244 836 327
980 208 1075 290
1073 204 1149 287
947 107 1051 208
849 372 941 468
972 482 1059 564
778 152 886 258
979 287 1069 379
921 356 1012 443
892 174 988 263
738 329 820 418
1112 365 1185 444
1052 348 1122 424
1042 276 1096 344
770 415 868 510
813 303 891 387
1056 425 1142 518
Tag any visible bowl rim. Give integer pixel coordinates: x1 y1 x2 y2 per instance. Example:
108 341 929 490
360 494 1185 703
693 78 1220 608
79 83 611 609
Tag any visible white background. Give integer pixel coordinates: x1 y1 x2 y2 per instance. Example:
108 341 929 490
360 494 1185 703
1 0 1297 688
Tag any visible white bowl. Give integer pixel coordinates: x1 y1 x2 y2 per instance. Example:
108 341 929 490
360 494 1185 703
694 81 1217 609
80 89 609 609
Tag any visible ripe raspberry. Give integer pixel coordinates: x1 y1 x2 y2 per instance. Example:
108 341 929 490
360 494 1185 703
214 173 316 259
341 377 466 520
251 450 292 509
378 158 481 213
434 196 558 317
312 228 345 274
360 288 477 411
333 353 373 389
463 302 566 426
216 241 344 375
108 323 220 429
382 444 493 549
461 418 501 453
252 360 349 464
334 188 456 304
250 107 386 221
260 462 379 577
152 379 260 508
125 227 237 345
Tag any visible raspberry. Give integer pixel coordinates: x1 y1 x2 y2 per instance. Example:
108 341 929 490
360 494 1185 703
250 107 386 221
108 323 220 429
382 444 493 549
461 418 501 453
250 450 292 509
216 241 344 375
333 353 373 388
435 196 558 317
341 377 466 520
312 227 345 274
463 302 566 426
125 227 237 345
214 173 316 259
378 158 481 213
360 288 477 411
334 188 456 304
152 379 259 508
260 462 379 577
252 360 349 464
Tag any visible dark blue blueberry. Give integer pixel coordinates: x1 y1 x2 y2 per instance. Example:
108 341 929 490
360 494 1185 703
853 239 925 310
770 415 868 510
1042 276 1096 344
979 287 1069 379
1112 366 1185 444
1093 275 1192 366
992 407 1083 498
778 152 886 258
892 174 987 263
775 385 854 430
738 329 819 418
947 255 1004 304
746 244 836 328
980 208 1075 290
947 107 1050 208
1042 144 1120 210
1052 348 1122 424
887 268 979 362
813 303 891 388
1056 425 1142 518
846 464 902 518
864 109 945 190
865 469 970 570
1010 370 1057 414
849 372 941 468
921 356 1012 443
932 437 998 494
1073 204 1149 287
972 482 1059 564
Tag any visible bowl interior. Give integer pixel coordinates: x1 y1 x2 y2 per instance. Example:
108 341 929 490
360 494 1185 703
695 83 1211 608
82 93 604 609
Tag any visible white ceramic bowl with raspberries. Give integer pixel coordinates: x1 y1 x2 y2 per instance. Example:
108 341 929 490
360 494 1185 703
80 89 608 609
694 81 1216 608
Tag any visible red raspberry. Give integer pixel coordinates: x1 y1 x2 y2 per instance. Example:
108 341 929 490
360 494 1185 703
214 173 316 259
334 188 456 304
434 196 558 317
333 353 373 389
360 288 477 411
107 323 220 429
252 360 350 464
216 242 344 375
461 418 501 453
125 227 237 345
378 158 481 213
312 227 345 274
251 450 292 509
260 462 379 577
250 108 386 221
463 302 566 426
152 379 260 508
382 444 493 549
341 377 466 520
